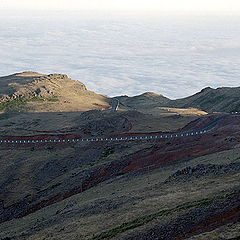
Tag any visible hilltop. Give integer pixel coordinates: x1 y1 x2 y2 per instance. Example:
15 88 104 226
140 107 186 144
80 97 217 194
0 72 110 112
117 92 171 114
171 86 240 113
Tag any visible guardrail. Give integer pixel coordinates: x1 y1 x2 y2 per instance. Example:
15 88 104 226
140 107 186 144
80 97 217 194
0 130 208 144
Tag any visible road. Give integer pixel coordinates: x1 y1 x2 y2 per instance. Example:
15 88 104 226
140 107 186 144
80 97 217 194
111 98 119 112
0 115 226 145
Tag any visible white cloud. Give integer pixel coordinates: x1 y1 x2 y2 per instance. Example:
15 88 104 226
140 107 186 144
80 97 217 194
0 15 240 98
1 0 240 13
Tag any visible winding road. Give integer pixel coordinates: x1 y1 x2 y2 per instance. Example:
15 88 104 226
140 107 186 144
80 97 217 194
0 115 225 145
111 98 120 112
0 98 228 145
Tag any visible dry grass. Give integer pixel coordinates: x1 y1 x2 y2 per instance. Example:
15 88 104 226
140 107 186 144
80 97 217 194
0 72 110 113
159 107 208 116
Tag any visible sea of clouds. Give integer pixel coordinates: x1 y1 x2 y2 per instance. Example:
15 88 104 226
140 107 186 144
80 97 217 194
0 12 239 99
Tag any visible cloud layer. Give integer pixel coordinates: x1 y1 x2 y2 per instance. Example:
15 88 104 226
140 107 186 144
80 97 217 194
0 14 240 99
2 0 240 13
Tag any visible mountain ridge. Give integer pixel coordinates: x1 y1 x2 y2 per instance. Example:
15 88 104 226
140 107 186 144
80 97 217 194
170 86 240 113
117 86 240 113
1 72 240 114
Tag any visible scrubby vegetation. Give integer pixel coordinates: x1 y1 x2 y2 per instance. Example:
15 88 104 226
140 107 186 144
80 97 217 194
101 147 115 158
87 147 115 168
92 191 233 240
46 95 59 102
0 98 27 112
0 96 59 112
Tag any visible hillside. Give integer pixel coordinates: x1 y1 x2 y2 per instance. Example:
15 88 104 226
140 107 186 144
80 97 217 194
0 72 239 240
0 72 110 112
0 114 240 240
117 87 240 114
171 86 240 113
117 92 171 114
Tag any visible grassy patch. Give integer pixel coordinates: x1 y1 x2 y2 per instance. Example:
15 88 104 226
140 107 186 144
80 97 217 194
225 137 237 142
28 96 45 102
101 147 115 158
0 96 59 112
46 95 59 102
0 99 27 112
92 192 233 240
87 147 115 168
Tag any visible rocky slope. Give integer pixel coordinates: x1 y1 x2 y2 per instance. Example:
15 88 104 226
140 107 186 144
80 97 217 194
0 72 110 112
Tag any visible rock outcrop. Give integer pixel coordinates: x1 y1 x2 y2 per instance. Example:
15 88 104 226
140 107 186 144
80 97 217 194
0 72 109 112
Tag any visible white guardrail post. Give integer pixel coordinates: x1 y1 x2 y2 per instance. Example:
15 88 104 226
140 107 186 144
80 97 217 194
0 127 210 145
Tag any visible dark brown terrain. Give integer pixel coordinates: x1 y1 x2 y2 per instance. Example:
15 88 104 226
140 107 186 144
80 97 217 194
0 72 239 240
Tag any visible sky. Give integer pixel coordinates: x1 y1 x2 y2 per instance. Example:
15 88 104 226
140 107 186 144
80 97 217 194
1 0 240 13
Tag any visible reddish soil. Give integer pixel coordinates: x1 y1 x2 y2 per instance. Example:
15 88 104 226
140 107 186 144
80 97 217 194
0 134 81 141
1 114 240 223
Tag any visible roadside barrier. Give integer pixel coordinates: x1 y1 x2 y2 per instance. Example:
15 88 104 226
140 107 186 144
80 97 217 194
0 130 208 145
